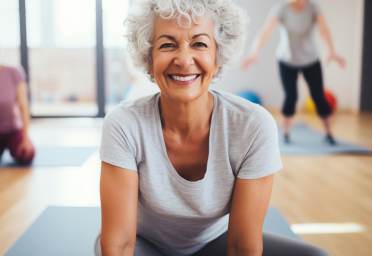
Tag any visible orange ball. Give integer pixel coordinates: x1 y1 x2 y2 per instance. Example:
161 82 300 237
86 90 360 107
324 90 337 112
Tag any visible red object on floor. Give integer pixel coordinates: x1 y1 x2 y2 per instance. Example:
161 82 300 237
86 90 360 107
324 89 337 112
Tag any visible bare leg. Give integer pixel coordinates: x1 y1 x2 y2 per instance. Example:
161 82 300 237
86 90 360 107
321 116 336 145
321 116 332 135
283 116 293 135
283 116 294 143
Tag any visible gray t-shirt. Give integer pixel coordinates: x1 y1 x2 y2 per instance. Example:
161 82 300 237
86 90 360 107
100 90 282 256
271 0 322 66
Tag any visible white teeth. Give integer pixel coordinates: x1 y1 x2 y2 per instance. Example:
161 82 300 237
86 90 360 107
171 75 198 82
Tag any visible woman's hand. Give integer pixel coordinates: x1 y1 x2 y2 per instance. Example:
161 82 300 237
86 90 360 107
16 135 34 159
241 52 259 71
241 16 278 72
327 52 346 68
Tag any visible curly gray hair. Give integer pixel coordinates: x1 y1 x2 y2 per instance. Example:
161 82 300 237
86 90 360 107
125 0 248 78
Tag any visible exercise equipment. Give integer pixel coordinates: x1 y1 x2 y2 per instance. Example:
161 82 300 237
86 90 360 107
324 90 337 111
5 207 298 256
305 89 337 113
0 146 97 167
279 123 372 155
237 90 263 105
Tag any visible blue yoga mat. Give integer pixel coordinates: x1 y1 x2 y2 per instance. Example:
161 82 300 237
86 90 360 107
279 123 372 155
0 147 97 167
5 206 298 256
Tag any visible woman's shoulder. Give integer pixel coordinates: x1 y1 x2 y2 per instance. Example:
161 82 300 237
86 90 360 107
6 65 24 75
2 65 26 83
269 1 288 18
308 0 322 15
212 89 276 129
104 93 159 127
1 65 22 75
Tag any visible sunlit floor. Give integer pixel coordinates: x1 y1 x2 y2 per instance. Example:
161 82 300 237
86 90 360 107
0 112 371 256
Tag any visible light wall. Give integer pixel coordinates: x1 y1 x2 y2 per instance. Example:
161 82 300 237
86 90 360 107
217 0 365 112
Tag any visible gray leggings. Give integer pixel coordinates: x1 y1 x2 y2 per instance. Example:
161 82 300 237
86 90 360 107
95 232 328 256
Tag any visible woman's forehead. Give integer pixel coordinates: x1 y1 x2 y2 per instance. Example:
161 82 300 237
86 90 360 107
153 16 215 40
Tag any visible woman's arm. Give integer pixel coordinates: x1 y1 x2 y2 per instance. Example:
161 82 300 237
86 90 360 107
227 175 274 256
16 81 31 137
15 81 35 158
100 161 139 256
316 15 346 68
241 16 279 70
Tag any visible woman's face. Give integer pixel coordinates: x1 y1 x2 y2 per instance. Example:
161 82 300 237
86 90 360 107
291 0 307 7
150 16 219 103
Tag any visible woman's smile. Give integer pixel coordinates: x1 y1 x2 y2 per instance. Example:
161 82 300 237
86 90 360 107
166 73 201 87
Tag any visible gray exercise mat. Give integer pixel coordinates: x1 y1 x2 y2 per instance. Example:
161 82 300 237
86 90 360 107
0 147 97 167
5 206 298 256
264 208 299 240
279 123 372 155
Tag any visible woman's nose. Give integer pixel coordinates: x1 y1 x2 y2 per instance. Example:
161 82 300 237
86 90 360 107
173 46 195 68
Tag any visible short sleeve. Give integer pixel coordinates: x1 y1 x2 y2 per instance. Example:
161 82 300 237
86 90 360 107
269 2 285 20
11 66 26 86
311 0 322 16
99 109 138 171
236 108 282 179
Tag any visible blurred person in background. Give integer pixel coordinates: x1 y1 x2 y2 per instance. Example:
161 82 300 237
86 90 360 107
0 64 35 165
242 0 345 145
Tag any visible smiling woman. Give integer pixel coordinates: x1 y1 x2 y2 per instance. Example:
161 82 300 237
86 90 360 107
96 1 327 256
150 16 218 103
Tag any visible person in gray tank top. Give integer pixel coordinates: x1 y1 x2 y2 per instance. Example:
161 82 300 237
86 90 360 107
96 0 327 255
242 0 345 145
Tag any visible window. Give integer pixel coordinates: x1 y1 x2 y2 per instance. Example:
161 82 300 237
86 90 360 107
27 0 97 116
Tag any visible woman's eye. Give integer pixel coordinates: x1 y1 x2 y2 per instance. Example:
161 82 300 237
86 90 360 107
159 43 175 49
193 42 208 48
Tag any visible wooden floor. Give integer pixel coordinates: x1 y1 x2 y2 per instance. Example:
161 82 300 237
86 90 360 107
0 113 372 255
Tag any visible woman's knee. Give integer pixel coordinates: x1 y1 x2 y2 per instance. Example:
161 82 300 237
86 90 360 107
313 99 332 117
263 233 328 256
282 101 297 116
305 246 328 256
13 147 35 165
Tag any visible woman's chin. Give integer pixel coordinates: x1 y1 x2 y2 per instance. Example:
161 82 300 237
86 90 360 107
164 89 206 103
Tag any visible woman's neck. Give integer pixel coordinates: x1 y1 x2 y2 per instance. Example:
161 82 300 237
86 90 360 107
289 0 307 12
159 92 214 137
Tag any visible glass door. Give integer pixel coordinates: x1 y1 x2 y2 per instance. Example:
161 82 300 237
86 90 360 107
0 0 20 66
26 0 97 116
103 0 131 111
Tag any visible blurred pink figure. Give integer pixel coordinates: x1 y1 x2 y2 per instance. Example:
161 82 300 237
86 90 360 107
0 65 35 165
